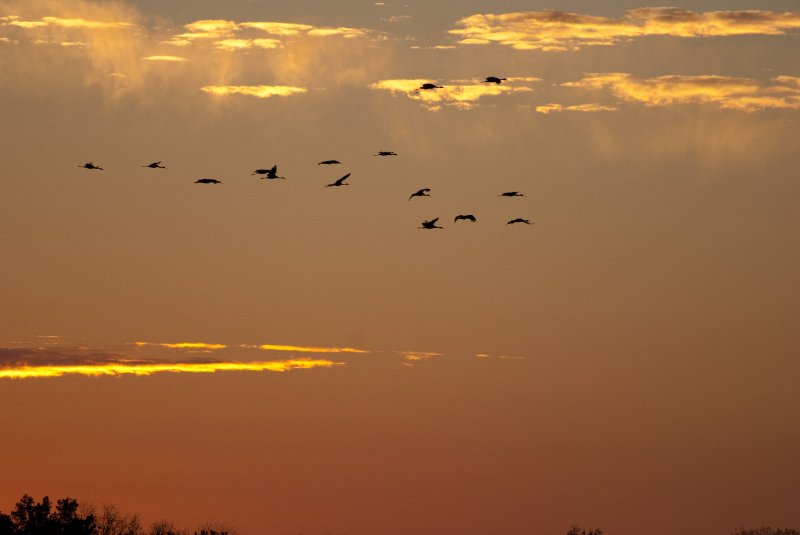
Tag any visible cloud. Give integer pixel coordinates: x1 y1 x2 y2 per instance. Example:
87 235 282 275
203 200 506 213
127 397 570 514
564 73 800 111
0 0 147 98
165 19 378 48
369 78 538 110
142 55 187 62
200 85 308 98
133 342 226 350
449 8 800 51
256 344 369 354
536 102 618 114
174 19 239 40
4 15 134 30
213 38 281 51
239 21 314 36
0 346 341 379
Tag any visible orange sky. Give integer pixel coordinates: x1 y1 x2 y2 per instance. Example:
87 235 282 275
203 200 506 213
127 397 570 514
1 1 799 534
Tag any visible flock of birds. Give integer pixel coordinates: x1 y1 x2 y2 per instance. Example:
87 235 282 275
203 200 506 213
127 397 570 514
77 77 532 229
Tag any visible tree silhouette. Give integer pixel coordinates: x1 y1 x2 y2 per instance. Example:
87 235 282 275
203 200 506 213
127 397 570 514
0 495 233 535
732 529 800 535
567 524 604 535
0 495 96 535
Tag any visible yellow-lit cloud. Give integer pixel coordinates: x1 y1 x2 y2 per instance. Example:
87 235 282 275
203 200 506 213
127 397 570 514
4 16 133 30
201 85 308 98
213 38 281 51
0 359 341 379
142 55 187 62
257 344 369 354
402 351 443 361
239 21 314 36
536 103 618 114
369 78 536 110
165 19 377 48
449 8 800 51
564 73 800 111
174 19 239 40
133 342 226 350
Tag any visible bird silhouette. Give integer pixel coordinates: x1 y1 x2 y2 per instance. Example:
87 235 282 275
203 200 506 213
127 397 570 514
142 161 165 169
78 162 103 170
419 217 443 229
418 83 443 90
252 165 284 179
374 151 397 156
326 173 351 187
318 160 341 165
195 178 222 184
507 218 532 225
499 191 524 197
454 214 477 222
484 76 507 84
409 188 431 200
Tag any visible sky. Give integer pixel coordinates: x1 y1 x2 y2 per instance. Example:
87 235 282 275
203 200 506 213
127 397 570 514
1 0 799 534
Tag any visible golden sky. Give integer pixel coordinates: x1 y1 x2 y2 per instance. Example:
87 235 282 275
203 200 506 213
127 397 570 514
1 1 799 534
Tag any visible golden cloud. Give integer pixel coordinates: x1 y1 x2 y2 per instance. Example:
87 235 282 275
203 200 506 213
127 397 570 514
142 55 187 62
0 344 342 379
564 73 800 111
257 344 369 354
213 38 281 51
175 19 239 40
200 85 308 98
0 359 341 379
369 78 536 110
239 21 314 36
166 19 377 48
449 8 800 51
536 102 618 114
133 342 226 350
4 15 133 30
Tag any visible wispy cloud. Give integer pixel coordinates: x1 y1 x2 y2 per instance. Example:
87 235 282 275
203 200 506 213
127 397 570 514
165 18 378 48
0 346 340 379
256 344 369 354
536 102 618 114
474 353 526 360
212 38 281 51
3 15 134 30
369 78 538 110
142 55 187 62
564 73 800 111
200 85 308 99
449 8 800 51
133 342 226 350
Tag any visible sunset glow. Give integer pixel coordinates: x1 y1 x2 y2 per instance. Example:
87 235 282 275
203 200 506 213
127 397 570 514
2 1 799 533
0 359 341 379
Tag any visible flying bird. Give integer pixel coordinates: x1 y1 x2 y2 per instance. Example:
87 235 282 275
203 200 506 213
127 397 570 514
418 83 443 90
499 191 524 197
507 218 532 225
253 165 284 179
318 160 341 165
484 76 507 84
78 162 103 170
419 217 443 229
195 178 222 184
409 188 431 200
326 173 351 187
374 151 397 156
142 161 165 169
454 214 477 222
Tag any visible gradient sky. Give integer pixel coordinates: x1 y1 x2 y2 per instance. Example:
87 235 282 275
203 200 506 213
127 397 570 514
1 1 799 534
